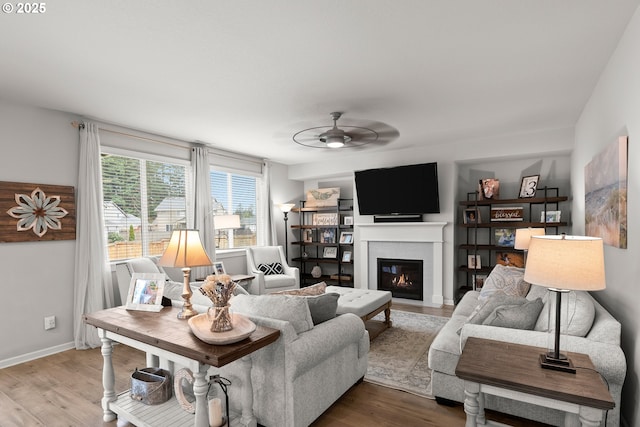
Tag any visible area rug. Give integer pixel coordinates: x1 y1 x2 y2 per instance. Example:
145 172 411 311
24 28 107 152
365 310 449 398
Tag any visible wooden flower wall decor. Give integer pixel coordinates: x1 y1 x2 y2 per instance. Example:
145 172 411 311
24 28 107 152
1 181 76 243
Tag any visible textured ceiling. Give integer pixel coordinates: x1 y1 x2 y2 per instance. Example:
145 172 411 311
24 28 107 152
0 0 637 165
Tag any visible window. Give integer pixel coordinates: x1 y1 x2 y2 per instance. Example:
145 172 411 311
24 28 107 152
210 169 257 249
101 153 189 260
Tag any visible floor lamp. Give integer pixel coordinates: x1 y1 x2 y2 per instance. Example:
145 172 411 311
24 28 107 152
158 229 213 319
279 204 295 262
524 235 606 373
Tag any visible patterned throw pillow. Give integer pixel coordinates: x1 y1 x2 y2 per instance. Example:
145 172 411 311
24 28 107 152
272 281 327 296
478 264 530 303
257 262 284 275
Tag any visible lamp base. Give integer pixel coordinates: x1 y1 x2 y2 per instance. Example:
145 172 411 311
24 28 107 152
539 353 576 374
177 303 198 320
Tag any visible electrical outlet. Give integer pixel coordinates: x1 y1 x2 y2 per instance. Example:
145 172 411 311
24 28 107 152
44 315 56 330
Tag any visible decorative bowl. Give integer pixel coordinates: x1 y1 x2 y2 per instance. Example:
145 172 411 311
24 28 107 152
188 312 256 345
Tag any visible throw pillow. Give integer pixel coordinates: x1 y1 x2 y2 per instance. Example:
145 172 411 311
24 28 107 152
482 298 544 330
305 293 340 325
257 262 284 275
533 290 595 337
230 294 314 334
478 264 530 303
467 294 530 326
271 281 327 296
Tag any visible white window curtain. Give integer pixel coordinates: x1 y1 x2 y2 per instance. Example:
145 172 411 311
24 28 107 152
73 122 114 349
191 146 215 278
257 160 277 246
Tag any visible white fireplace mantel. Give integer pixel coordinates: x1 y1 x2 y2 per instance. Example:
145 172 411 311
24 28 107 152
355 222 446 306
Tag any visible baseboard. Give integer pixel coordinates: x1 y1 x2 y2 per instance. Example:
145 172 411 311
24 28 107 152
0 341 75 369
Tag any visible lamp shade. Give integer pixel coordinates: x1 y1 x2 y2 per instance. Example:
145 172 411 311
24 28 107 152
514 227 546 250
157 229 213 268
213 214 241 230
524 235 606 291
279 203 295 213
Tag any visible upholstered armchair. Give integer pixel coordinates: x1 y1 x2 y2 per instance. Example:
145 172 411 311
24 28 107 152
245 246 300 294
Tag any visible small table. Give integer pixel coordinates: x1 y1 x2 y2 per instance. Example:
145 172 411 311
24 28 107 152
84 306 279 427
455 337 614 427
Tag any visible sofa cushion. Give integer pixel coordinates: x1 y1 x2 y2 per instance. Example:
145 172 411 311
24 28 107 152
272 281 326 296
482 297 543 330
478 264 530 303
258 262 284 275
230 294 314 334
533 290 595 337
469 294 530 325
305 293 340 325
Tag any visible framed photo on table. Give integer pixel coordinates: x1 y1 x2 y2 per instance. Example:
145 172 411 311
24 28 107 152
519 175 540 198
126 273 165 312
213 261 226 275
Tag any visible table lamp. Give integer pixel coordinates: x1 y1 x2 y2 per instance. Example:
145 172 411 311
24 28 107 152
524 235 605 373
158 229 213 319
514 227 545 264
279 204 295 261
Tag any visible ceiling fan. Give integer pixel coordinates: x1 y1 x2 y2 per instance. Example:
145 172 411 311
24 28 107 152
292 112 399 149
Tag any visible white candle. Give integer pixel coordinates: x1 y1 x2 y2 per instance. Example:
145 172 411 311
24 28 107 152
208 397 223 427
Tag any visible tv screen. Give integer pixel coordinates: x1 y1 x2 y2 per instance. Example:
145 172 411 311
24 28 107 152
354 162 440 215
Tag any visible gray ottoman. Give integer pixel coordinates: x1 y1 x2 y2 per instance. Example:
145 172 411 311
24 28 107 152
326 286 392 339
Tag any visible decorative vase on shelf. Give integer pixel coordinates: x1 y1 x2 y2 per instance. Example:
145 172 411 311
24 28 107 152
311 265 322 278
199 274 236 333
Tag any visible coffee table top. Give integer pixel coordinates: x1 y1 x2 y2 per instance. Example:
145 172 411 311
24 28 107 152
84 306 279 368
455 337 614 410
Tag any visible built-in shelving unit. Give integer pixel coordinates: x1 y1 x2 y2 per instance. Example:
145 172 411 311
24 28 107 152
291 198 354 287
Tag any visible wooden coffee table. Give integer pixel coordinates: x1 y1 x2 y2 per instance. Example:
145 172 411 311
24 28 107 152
455 337 614 427
85 306 279 427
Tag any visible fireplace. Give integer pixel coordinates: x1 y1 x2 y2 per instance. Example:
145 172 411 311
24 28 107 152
377 258 423 300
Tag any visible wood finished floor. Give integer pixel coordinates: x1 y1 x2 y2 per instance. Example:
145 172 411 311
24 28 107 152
0 303 547 426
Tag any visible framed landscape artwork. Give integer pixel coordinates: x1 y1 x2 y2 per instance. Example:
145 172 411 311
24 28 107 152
305 187 340 207
584 136 628 249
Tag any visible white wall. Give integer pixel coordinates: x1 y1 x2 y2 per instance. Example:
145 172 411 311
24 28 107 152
0 100 79 363
268 161 304 263
289 127 574 304
573 7 640 426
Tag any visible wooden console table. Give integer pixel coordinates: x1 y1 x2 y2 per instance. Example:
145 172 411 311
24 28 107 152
455 337 614 427
84 306 279 427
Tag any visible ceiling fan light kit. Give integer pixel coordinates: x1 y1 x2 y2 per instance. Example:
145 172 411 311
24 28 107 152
293 111 397 149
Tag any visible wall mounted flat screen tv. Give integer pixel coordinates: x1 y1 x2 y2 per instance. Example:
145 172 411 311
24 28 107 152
354 162 440 215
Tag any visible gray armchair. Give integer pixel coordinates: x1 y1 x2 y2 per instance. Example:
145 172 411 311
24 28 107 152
245 246 300 294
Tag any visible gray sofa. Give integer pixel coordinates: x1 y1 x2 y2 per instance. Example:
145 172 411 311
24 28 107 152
428 285 626 427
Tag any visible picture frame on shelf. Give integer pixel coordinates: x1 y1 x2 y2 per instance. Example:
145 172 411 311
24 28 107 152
519 175 540 198
472 273 487 289
541 210 562 223
343 216 354 226
213 261 226 275
339 231 353 244
312 213 339 225
467 254 481 269
320 228 336 244
490 207 524 222
126 273 165 312
494 228 516 247
303 229 313 242
463 208 481 224
323 246 338 258
342 251 352 262
479 178 500 200
496 252 525 268
305 187 340 207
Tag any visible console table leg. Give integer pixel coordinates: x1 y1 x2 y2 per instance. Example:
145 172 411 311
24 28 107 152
99 331 116 422
577 406 603 427
463 381 481 427
193 366 209 427
238 355 257 427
